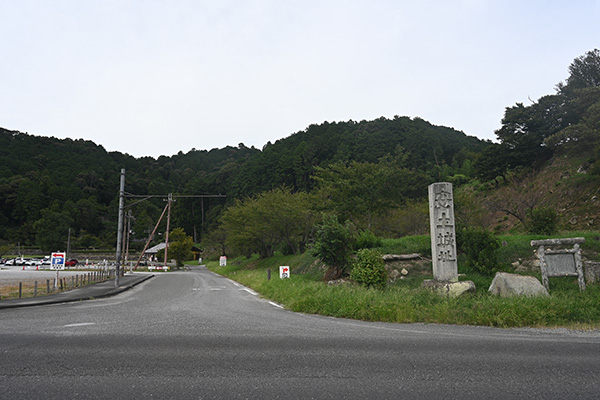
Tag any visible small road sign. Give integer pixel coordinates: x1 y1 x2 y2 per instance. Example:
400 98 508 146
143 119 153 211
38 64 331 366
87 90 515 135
50 252 66 270
280 266 290 279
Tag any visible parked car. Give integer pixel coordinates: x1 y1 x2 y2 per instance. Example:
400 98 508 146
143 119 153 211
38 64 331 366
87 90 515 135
65 259 79 267
12 257 25 266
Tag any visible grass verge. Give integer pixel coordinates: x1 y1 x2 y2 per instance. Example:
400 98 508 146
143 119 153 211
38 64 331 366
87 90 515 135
207 234 600 329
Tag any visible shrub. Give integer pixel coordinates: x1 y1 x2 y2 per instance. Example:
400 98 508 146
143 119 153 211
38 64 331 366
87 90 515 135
311 215 354 279
457 227 500 276
527 206 558 235
350 248 386 289
354 229 382 250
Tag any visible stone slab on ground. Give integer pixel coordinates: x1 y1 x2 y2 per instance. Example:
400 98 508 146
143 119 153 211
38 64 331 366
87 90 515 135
421 279 476 297
488 272 549 297
383 254 421 261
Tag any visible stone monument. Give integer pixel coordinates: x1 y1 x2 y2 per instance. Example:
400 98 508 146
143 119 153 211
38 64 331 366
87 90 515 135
423 182 475 297
428 182 458 282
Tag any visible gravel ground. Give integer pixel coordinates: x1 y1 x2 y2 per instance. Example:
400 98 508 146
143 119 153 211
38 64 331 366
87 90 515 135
0 266 105 287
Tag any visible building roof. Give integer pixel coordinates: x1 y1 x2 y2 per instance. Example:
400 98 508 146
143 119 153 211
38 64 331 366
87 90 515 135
145 242 166 254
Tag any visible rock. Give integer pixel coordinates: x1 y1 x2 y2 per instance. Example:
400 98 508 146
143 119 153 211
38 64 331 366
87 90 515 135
389 269 401 281
383 253 420 261
401 268 408 276
327 279 350 286
585 261 600 284
488 272 549 297
421 280 476 297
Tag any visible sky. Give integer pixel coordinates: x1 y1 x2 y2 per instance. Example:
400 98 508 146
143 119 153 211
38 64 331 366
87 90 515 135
1 1 599 158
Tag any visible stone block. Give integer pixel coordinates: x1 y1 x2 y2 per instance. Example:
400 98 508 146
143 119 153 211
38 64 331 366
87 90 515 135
421 279 476 297
585 261 600 284
488 272 549 297
383 253 420 261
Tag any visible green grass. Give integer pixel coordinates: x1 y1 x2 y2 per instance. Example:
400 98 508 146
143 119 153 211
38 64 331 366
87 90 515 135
206 232 600 329
376 235 431 255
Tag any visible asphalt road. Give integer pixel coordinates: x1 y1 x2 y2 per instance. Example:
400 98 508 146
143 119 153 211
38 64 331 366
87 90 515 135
1 265 599 399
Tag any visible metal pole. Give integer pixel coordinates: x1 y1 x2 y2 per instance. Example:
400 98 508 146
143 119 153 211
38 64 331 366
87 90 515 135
115 169 126 287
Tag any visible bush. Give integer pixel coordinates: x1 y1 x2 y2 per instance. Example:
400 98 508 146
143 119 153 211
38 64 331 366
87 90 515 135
527 207 558 235
311 215 354 279
350 249 386 289
354 229 382 250
457 227 500 276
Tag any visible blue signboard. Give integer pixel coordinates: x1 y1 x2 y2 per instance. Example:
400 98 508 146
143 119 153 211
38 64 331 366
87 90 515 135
51 252 66 270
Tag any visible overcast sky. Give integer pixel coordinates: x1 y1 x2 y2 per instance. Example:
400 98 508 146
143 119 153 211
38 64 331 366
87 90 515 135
1 1 598 158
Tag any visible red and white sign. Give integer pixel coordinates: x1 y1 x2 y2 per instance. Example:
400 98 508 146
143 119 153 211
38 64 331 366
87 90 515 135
148 266 170 271
280 266 290 279
219 256 227 266
50 252 66 270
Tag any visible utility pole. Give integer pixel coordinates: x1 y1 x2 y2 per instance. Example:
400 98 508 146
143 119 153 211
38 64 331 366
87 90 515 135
66 227 71 260
115 169 126 287
163 193 173 268
124 209 134 272
123 192 226 270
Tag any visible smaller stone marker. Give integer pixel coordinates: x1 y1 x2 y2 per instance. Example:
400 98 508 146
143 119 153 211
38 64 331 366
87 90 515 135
585 261 600 284
428 182 458 282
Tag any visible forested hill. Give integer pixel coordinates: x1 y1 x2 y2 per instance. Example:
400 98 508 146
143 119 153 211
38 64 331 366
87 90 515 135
228 117 487 197
0 116 488 250
0 128 259 249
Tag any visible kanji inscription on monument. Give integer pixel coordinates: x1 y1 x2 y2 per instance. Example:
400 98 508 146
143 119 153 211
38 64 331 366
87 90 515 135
429 182 458 282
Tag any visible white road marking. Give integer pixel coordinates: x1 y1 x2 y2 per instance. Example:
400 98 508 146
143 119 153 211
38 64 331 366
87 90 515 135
63 323 95 327
269 301 284 309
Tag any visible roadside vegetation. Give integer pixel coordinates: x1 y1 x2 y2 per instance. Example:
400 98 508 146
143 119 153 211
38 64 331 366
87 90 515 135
206 232 600 329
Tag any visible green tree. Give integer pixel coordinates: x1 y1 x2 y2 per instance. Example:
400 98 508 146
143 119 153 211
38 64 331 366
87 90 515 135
34 204 74 252
166 228 194 268
221 188 315 258
527 207 559 235
558 49 600 93
313 158 427 230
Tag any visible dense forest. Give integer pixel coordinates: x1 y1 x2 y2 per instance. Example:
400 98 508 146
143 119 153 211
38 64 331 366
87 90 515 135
1 49 599 257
